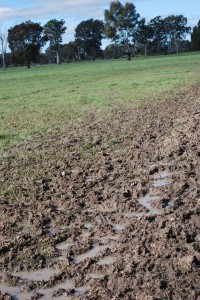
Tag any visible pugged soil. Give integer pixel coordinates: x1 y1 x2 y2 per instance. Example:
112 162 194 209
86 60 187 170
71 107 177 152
0 85 200 299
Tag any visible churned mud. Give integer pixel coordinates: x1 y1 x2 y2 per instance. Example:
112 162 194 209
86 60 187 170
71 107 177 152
0 84 200 299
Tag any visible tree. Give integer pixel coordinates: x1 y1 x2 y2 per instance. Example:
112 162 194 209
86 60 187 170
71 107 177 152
0 31 7 70
133 18 152 56
191 20 200 51
43 19 66 64
164 15 190 54
104 43 124 59
104 0 140 60
59 42 80 62
8 21 46 68
149 16 167 54
75 19 104 60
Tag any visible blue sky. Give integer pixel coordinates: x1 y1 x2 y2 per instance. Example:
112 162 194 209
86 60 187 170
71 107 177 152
0 0 199 47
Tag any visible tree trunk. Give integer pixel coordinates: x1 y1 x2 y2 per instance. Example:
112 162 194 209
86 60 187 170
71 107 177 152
27 60 30 68
2 52 6 70
56 51 59 64
144 44 147 56
127 51 131 61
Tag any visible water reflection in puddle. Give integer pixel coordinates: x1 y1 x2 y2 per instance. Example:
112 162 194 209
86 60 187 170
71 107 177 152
12 268 56 281
74 285 87 296
123 212 147 218
0 283 33 300
88 272 104 279
152 179 170 188
57 241 72 250
139 194 160 212
38 280 74 300
99 235 119 243
97 256 117 265
112 224 125 230
152 171 170 179
73 244 105 264
84 223 93 229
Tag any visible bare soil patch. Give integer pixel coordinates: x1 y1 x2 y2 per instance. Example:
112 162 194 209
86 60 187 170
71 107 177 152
0 85 200 299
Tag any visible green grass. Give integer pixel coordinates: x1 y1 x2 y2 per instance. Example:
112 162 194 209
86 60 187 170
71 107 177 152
0 52 200 147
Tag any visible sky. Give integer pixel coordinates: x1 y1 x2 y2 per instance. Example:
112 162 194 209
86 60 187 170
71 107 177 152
0 0 200 48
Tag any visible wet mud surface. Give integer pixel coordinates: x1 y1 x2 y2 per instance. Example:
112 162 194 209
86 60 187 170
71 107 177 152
0 85 200 299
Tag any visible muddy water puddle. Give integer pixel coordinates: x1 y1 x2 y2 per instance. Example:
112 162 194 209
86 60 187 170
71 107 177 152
56 241 72 250
12 268 57 281
137 168 173 215
97 256 117 265
38 280 74 299
152 178 170 188
0 282 34 300
87 272 105 279
73 244 106 264
99 235 119 243
112 224 125 230
84 223 93 229
138 194 161 215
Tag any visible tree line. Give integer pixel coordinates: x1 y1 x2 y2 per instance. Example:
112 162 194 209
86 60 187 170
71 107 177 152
0 0 199 68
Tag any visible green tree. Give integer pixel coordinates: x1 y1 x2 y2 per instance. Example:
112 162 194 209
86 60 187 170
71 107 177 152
149 16 167 54
43 19 67 64
164 15 190 54
75 19 104 60
0 31 7 70
59 42 80 62
8 21 46 68
104 0 140 60
191 20 200 51
133 18 152 56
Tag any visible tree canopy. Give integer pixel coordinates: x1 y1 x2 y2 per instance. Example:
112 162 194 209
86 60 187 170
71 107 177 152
75 18 104 60
191 20 200 51
43 19 67 64
165 15 190 53
8 21 46 68
104 1 140 60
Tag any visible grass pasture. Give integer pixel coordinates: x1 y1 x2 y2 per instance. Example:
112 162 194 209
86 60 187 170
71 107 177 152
0 52 200 147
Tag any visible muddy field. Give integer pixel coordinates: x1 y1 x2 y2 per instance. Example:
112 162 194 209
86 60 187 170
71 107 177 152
0 85 200 300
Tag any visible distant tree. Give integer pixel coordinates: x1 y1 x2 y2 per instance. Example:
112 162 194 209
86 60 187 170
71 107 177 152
0 31 7 69
133 18 152 56
164 15 190 54
8 21 46 68
104 1 140 60
75 19 104 60
43 19 67 64
104 43 124 59
59 42 80 62
149 16 167 54
191 20 200 50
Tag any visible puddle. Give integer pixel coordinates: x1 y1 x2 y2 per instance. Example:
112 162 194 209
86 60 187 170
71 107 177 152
57 241 72 250
73 244 105 264
12 268 57 281
84 223 93 229
88 272 105 279
152 171 170 179
112 224 125 231
139 194 160 211
38 280 74 300
152 179 170 188
97 256 117 265
0 282 34 300
82 208 95 213
123 212 147 218
74 285 87 296
99 235 119 243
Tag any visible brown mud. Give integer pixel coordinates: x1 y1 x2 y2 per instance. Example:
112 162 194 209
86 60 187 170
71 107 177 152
0 84 200 299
